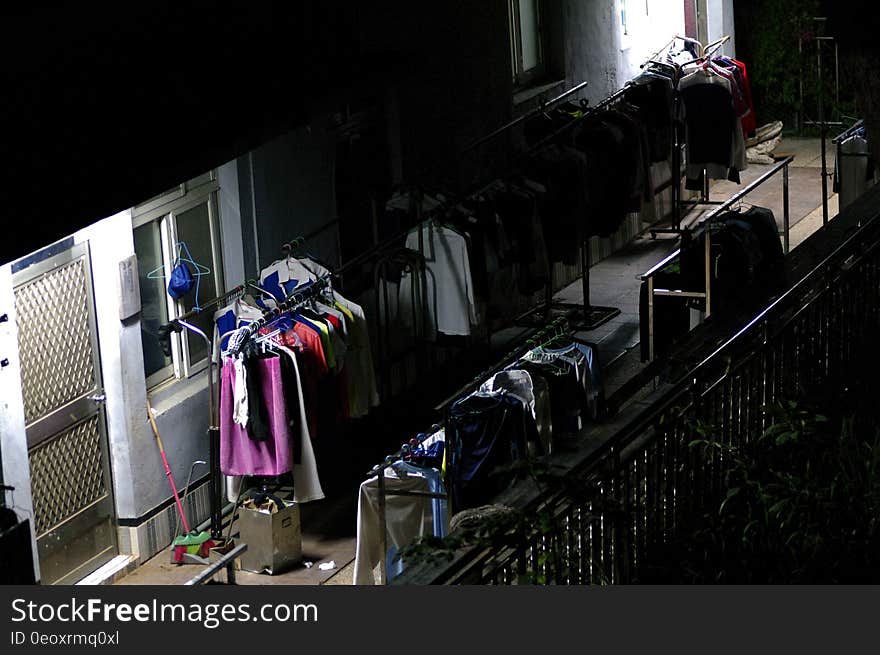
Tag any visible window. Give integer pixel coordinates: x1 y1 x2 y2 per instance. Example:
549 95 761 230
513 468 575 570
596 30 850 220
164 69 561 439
509 0 546 87
133 173 224 388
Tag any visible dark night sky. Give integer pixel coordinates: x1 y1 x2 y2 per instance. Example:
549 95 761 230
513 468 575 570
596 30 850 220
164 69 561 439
0 1 418 266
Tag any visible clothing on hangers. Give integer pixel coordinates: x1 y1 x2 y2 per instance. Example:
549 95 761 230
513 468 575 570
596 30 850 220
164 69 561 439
679 66 748 188
398 220 479 339
525 144 591 262
479 368 553 455
214 270 379 505
214 298 265 353
354 455 448 585
713 56 756 136
445 391 534 512
219 354 294 476
624 72 677 163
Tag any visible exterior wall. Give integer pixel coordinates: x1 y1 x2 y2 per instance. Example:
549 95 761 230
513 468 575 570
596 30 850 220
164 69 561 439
0 262 37 580
217 160 246 290
110 163 245 562
0 168 248 572
248 119 342 276
560 0 687 266
564 0 686 103
707 0 737 57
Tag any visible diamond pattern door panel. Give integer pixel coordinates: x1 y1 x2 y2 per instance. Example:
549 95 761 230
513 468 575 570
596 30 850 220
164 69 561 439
13 245 117 584
15 258 96 424
28 415 106 536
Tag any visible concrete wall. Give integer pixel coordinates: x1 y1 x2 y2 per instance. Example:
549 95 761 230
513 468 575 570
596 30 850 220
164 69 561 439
564 0 686 102
67 209 220 527
706 0 737 58
248 119 341 276
70 211 144 523
217 160 246 290
111 166 245 525
0 262 37 580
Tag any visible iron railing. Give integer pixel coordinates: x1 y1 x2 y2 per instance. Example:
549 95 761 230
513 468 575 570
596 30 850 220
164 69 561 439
397 183 880 585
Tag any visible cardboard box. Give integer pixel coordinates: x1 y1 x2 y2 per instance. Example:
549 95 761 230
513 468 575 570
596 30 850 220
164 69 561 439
237 500 302 575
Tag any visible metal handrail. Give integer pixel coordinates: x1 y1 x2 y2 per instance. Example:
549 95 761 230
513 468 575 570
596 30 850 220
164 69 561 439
640 156 795 360
640 248 682 281
460 81 589 155
184 542 247 585
699 156 795 225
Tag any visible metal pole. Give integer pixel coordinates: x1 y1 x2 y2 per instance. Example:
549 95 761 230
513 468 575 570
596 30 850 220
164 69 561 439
834 41 840 112
377 468 388 585
672 92 681 228
581 239 591 313
798 29 804 136
818 37 829 226
648 276 655 361
178 320 224 540
704 230 712 319
783 163 791 254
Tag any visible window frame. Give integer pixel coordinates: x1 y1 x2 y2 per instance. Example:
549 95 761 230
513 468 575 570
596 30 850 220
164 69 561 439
133 174 224 390
509 0 547 89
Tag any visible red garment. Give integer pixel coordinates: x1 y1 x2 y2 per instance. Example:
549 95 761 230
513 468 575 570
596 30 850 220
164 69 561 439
731 59 756 137
292 322 328 440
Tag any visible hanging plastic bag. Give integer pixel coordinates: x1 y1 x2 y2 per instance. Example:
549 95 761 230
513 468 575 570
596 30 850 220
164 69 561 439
167 260 195 299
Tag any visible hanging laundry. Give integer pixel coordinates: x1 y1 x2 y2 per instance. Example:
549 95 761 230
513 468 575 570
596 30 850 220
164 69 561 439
679 64 748 189
398 221 479 339
353 438 449 586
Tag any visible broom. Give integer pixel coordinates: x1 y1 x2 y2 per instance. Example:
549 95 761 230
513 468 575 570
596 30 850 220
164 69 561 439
146 397 214 563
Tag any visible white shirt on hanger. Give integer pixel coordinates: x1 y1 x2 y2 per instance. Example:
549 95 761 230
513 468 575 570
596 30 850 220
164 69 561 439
398 221 478 339
276 344 325 503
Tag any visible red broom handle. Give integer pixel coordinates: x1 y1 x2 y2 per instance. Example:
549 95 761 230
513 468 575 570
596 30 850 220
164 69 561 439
147 398 192 535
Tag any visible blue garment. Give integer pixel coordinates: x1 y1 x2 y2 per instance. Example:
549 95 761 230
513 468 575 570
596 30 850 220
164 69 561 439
215 309 257 352
446 392 533 511
284 278 312 296
261 271 286 303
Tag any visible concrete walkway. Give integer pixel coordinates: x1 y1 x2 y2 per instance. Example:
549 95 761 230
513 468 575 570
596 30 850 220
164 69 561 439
559 136 837 371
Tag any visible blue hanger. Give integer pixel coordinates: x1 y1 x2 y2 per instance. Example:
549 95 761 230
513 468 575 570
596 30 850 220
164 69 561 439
147 241 212 310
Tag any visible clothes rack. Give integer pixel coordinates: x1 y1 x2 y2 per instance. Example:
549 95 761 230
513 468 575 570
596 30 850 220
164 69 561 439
226 276 333 356
365 317 569 584
460 81 589 156
649 34 736 239
159 284 246 541
367 426 447 585
171 284 245 326
513 88 631 331
434 316 569 412
162 275 332 541
640 155 794 361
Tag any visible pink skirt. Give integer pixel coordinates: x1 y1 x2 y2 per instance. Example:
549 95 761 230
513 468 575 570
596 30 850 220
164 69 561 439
219 357 293 476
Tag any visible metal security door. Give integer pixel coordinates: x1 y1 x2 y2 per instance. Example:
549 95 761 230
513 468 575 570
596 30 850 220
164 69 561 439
13 242 117 584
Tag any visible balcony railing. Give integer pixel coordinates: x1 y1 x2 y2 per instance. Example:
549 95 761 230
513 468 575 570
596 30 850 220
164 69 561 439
397 182 880 585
